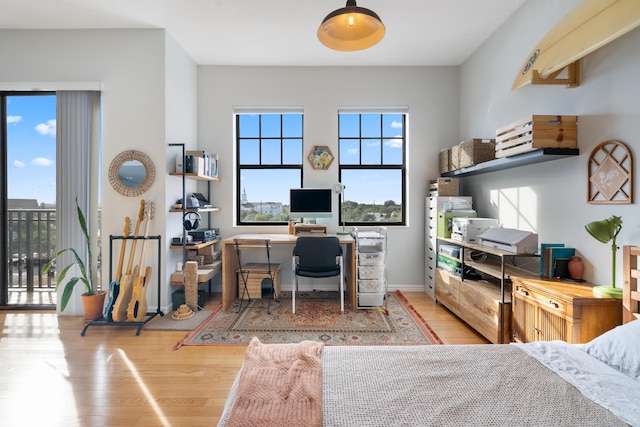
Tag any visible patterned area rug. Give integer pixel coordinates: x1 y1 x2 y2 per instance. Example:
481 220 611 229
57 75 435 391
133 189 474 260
174 290 442 348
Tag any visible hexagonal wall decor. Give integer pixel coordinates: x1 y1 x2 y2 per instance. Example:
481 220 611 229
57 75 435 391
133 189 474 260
308 145 334 170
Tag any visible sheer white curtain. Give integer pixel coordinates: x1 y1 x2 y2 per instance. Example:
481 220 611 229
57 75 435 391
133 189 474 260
56 91 101 314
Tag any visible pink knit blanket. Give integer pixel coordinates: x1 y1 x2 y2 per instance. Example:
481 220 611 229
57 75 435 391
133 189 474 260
226 337 324 427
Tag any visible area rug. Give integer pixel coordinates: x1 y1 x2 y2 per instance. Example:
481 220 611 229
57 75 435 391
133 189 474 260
174 290 442 348
145 309 214 331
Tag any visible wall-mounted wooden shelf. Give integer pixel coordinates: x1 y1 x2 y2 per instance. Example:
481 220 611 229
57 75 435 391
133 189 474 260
169 172 220 182
170 238 221 250
441 148 579 177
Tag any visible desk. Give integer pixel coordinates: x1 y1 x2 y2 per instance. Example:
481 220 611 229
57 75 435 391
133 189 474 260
221 234 356 312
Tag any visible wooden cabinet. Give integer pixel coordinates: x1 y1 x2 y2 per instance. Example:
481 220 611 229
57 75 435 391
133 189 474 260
511 276 622 344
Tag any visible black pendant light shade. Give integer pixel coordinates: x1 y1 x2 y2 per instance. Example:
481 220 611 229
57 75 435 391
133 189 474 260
318 0 385 51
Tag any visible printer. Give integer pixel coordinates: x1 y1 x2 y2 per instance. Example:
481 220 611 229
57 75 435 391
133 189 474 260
477 227 539 254
451 218 499 243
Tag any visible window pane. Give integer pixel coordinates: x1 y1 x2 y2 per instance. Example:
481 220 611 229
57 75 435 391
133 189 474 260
361 139 382 165
383 138 403 165
239 114 259 138
361 114 381 138
239 169 301 223
339 114 359 138
339 139 359 164
261 140 281 164
239 139 259 164
283 114 302 137
383 114 403 138
283 139 302 164
340 169 402 223
261 114 281 137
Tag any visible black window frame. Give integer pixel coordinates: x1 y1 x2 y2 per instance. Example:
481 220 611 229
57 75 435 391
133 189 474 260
338 112 406 227
235 112 303 226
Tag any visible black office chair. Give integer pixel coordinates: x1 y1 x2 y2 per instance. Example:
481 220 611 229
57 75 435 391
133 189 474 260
291 236 344 314
234 239 279 314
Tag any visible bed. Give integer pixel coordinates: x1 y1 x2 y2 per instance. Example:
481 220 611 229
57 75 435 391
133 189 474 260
218 246 640 427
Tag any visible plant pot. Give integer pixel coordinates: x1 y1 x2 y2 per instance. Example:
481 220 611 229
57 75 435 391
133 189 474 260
82 291 106 321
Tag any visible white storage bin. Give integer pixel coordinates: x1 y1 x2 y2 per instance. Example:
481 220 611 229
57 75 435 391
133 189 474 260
357 238 385 253
358 265 385 279
358 292 385 307
358 251 385 265
358 278 385 293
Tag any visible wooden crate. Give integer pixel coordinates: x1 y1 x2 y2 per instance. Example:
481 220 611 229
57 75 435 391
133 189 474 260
237 263 280 300
438 149 452 174
451 139 496 169
495 115 577 158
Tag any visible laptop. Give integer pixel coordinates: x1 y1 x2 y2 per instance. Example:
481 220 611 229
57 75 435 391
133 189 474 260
192 192 212 208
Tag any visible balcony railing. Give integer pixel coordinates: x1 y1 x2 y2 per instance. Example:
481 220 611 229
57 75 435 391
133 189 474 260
8 208 57 291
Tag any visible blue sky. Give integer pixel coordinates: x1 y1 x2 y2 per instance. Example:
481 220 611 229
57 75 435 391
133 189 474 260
239 113 404 205
6 95 57 205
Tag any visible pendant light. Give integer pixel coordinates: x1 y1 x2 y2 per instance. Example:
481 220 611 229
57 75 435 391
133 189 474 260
317 0 385 51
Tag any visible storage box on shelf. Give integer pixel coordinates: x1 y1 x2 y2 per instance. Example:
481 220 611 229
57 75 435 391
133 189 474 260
435 237 539 343
439 149 452 175
451 139 496 169
428 177 459 197
353 226 388 309
495 115 577 158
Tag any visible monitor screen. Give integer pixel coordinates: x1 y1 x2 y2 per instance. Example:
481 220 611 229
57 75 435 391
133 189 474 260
289 188 332 218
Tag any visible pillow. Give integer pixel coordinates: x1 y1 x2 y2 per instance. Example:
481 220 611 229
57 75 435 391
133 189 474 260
582 319 640 381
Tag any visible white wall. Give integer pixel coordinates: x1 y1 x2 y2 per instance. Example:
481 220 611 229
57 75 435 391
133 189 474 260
197 66 460 290
459 0 640 287
0 29 171 314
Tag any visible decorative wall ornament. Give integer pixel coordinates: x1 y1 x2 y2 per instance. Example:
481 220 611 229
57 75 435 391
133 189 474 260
308 145 334 170
108 150 155 197
588 140 633 204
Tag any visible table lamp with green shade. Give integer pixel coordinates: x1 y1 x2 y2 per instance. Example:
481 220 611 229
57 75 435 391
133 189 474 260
585 215 623 298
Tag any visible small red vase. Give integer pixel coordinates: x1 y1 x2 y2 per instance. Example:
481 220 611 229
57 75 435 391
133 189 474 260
568 256 584 281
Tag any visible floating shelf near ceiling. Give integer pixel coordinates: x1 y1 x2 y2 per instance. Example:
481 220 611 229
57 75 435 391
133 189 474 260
440 148 579 178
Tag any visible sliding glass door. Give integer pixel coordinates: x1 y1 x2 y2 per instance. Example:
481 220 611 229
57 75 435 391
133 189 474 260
1 92 57 308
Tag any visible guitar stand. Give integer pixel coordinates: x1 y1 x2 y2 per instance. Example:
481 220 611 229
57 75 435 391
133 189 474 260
81 235 163 336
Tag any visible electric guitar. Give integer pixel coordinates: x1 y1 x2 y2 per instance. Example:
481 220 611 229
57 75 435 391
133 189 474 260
128 200 154 322
103 217 131 322
112 200 145 322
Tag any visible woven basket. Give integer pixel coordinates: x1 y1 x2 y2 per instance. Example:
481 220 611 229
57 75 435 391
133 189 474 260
452 139 496 169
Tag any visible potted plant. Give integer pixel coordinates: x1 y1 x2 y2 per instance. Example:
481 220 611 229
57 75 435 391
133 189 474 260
42 197 105 320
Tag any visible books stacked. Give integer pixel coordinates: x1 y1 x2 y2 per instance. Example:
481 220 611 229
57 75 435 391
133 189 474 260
540 243 575 278
176 150 218 177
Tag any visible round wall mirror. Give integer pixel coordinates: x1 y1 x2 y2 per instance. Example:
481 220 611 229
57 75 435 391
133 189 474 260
108 150 155 197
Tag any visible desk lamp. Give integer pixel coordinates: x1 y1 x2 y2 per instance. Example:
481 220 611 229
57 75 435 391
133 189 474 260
333 182 349 235
585 215 623 298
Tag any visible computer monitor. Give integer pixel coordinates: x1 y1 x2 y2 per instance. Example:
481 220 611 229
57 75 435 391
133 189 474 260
289 188 332 219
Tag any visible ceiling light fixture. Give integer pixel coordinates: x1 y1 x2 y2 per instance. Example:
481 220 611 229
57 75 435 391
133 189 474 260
317 0 385 51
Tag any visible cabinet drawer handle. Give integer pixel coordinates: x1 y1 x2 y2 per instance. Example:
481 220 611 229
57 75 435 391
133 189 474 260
518 289 529 296
548 300 560 309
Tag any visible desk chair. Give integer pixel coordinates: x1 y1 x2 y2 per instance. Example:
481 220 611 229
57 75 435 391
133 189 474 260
234 239 279 314
292 236 344 314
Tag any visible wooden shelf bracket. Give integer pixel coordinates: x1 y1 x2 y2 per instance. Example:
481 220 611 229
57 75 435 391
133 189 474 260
531 60 580 88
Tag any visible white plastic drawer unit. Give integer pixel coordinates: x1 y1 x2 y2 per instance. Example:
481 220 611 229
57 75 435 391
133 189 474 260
358 252 385 265
358 293 385 307
358 278 385 293
356 231 385 253
358 265 385 280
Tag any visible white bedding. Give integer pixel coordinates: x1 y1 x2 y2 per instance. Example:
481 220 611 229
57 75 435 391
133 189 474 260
219 340 640 426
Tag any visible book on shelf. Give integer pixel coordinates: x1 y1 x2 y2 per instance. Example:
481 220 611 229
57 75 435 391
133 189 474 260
541 245 575 278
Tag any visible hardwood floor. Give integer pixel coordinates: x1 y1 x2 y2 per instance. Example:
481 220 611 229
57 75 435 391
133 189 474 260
0 291 487 427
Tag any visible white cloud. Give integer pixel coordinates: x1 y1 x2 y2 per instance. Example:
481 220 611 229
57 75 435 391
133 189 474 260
7 115 22 124
35 119 56 136
365 141 381 147
384 139 403 148
391 121 403 129
31 157 54 166
347 148 358 155
13 160 25 168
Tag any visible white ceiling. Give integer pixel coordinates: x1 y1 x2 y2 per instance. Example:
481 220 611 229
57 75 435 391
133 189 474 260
0 0 526 66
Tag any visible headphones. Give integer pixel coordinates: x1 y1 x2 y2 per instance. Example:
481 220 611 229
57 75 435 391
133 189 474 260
183 212 201 231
